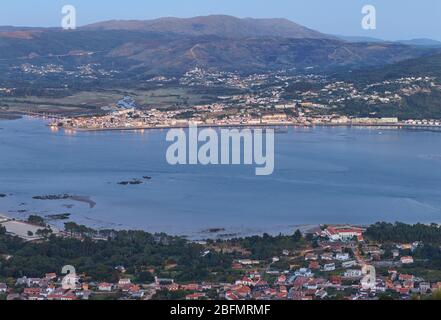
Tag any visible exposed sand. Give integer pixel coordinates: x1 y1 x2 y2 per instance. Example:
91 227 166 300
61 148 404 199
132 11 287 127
0 213 59 241
69 195 96 209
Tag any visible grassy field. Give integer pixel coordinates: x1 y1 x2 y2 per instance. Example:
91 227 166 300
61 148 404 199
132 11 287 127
123 87 216 108
0 86 218 116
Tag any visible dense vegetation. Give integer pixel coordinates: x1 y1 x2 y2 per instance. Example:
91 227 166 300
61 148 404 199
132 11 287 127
0 222 310 284
3 221 441 286
335 89 441 120
366 222 441 243
230 230 305 259
337 53 441 85
0 224 232 283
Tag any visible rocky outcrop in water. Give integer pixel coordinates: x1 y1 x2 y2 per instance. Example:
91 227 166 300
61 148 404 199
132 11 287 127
33 194 70 200
118 176 152 186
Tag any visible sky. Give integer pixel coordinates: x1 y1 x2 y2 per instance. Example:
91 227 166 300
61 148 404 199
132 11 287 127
0 0 440 40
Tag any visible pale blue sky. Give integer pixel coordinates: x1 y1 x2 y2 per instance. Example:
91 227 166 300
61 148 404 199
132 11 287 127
1 0 440 40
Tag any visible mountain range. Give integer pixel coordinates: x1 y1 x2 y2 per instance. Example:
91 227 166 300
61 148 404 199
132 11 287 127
83 15 330 39
0 15 440 77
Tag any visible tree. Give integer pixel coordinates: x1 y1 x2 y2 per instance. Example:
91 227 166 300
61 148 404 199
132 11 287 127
36 228 52 238
136 271 154 283
293 230 303 242
27 215 45 227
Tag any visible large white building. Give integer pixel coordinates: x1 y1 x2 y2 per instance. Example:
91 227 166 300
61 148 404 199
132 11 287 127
323 226 364 242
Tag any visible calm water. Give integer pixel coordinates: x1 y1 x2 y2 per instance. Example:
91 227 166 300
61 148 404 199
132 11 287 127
1 118 441 238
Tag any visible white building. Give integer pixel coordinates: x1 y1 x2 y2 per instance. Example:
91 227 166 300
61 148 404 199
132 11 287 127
344 270 363 278
323 226 364 242
324 263 336 272
336 253 350 261
342 260 357 268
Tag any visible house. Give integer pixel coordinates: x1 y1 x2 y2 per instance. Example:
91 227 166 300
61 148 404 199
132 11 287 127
288 290 305 301
27 278 42 287
279 286 288 295
45 273 57 280
15 276 28 286
401 256 414 264
292 277 309 289
128 284 141 293
335 253 350 261
294 268 313 277
305 253 318 261
321 252 334 261
225 291 240 301
119 283 135 292
254 280 269 291
305 279 318 290
276 275 287 285
344 269 363 278
309 261 320 270
82 291 92 300
342 260 357 268
6 293 21 300
388 269 398 280
236 277 254 287
376 282 387 292
398 287 410 296
235 285 251 298
315 289 328 299
324 263 336 272
363 245 384 256
201 283 212 291
98 282 113 292
237 259 260 265
15 277 41 288
399 274 414 282
24 288 41 297
166 283 180 291
182 283 200 291
118 278 131 286
154 277 174 285
232 263 243 270
49 291 78 301
186 293 206 300
114 265 127 273
400 241 420 252
419 282 431 294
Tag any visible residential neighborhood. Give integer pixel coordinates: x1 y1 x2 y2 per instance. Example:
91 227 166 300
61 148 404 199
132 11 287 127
1 224 440 301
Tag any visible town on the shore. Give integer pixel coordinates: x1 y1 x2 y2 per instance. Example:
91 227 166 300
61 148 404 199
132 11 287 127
38 68 441 131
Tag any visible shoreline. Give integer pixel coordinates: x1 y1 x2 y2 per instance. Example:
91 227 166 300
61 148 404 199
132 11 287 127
62 123 399 132
0 210 349 240
5 115 441 132
57 122 441 132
